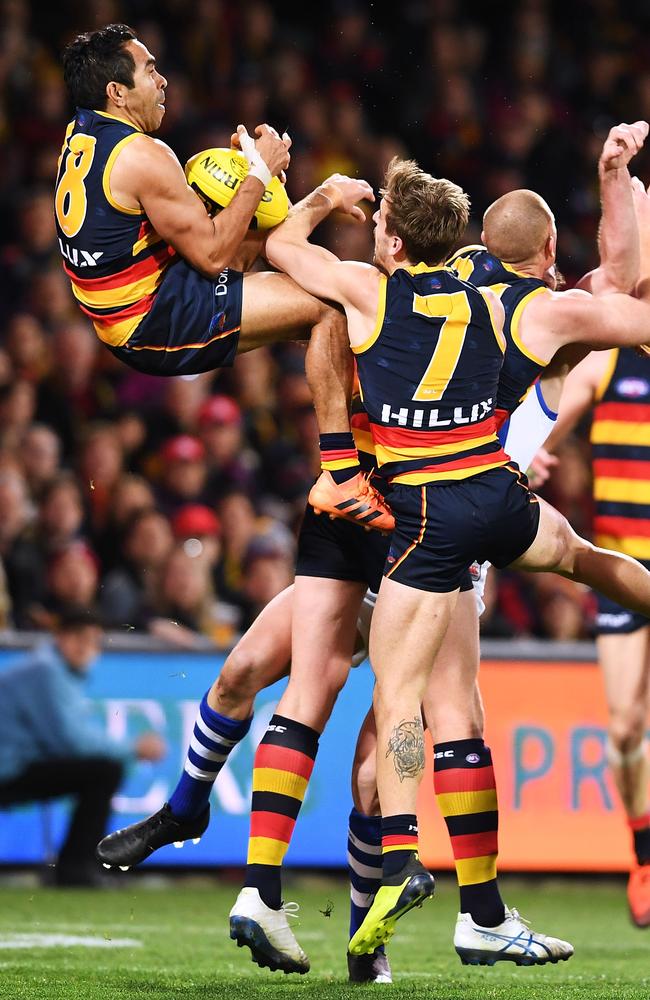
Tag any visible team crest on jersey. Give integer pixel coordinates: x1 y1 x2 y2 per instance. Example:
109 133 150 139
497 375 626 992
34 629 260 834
615 377 650 398
481 259 495 272
209 310 227 334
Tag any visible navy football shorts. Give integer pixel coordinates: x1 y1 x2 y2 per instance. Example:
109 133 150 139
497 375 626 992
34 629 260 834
296 502 472 593
384 464 540 593
111 259 243 376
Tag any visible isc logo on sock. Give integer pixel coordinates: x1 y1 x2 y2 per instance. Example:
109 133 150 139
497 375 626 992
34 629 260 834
268 724 287 733
433 750 454 759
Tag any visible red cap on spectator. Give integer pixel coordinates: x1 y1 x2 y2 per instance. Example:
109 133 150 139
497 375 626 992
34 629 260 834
172 504 221 539
161 435 205 462
198 395 242 428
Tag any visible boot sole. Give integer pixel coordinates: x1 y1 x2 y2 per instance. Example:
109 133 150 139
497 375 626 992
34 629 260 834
456 946 572 966
229 916 309 975
95 811 209 869
349 874 435 954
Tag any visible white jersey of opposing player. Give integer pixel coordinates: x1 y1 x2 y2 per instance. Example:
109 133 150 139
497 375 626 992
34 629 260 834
352 379 557 661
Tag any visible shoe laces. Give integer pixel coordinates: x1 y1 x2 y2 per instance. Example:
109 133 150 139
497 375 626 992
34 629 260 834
508 908 531 927
357 472 386 507
282 901 300 921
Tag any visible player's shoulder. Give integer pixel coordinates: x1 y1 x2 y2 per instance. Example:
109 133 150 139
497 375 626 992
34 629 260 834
446 244 487 266
111 134 183 185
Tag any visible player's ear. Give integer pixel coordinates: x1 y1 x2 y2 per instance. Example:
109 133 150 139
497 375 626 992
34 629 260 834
106 81 126 107
480 229 486 244
546 229 556 261
390 233 403 258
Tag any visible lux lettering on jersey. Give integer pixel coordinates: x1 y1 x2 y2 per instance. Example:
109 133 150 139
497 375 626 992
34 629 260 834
380 398 493 429
58 239 104 268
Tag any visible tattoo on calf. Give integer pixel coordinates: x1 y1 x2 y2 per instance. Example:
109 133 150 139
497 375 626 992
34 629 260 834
386 717 425 782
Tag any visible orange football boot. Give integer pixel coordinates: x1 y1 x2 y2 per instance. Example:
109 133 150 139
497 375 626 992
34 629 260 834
309 470 395 533
627 865 650 927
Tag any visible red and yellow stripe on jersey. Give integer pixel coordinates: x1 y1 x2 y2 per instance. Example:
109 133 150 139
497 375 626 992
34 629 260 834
54 108 176 347
591 348 650 560
353 263 508 485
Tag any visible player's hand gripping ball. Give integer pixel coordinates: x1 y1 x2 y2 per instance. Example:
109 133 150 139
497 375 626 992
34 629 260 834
185 147 289 229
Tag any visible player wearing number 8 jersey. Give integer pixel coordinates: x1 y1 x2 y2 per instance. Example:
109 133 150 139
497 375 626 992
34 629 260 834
54 23 392 529
265 156 650 959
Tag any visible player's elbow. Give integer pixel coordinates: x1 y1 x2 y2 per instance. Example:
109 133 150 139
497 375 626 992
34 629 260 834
265 231 297 271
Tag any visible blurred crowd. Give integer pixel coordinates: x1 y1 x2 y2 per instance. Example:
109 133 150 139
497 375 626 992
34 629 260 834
0 0 644 644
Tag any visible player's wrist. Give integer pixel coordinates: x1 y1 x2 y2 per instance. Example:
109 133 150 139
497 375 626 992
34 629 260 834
317 183 341 210
248 156 273 187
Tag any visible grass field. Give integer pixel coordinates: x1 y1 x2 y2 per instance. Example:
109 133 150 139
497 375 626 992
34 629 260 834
0 873 648 1000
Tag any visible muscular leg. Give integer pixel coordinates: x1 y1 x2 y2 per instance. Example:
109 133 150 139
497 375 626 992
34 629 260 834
243 576 366 909
96 587 294 867
599 628 650 841
370 576 457 819
512 497 650 616
240 272 352 434
208 585 294 720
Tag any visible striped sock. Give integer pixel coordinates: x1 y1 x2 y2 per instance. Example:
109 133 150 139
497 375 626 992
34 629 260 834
168 693 251 820
629 813 650 865
319 432 360 484
434 738 505 927
381 814 419 877
245 714 319 909
347 808 383 944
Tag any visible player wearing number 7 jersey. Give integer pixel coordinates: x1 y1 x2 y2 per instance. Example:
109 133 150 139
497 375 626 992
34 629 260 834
54 23 391 529
265 155 650 958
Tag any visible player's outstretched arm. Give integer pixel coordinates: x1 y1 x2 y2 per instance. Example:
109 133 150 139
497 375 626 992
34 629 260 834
109 126 289 278
530 276 650 353
578 121 648 296
265 176 381 340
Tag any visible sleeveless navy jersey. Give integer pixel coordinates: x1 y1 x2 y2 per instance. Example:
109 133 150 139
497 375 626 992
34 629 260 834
447 246 549 423
591 347 650 560
54 109 176 346
353 263 508 485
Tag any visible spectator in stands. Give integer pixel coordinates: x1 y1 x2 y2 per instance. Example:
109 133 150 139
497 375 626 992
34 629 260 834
4 313 50 383
6 473 85 628
198 394 260 500
38 541 99 628
0 607 165 886
78 424 124 535
95 474 156 571
240 526 295 630
147 544 222 647
100 508 173 629
20 424 61 500
155 435 210 517
0 379 36 453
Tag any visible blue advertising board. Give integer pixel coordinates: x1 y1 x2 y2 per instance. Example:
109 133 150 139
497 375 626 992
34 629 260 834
0 647 375 868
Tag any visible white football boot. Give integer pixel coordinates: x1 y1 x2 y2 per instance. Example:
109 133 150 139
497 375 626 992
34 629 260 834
454 907 574 966
229 887 309 974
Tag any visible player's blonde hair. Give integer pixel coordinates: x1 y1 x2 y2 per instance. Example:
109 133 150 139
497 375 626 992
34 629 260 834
380 157 470 265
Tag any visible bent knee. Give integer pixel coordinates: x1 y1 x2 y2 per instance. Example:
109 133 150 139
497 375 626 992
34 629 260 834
608 712 647 755
218 645 265 700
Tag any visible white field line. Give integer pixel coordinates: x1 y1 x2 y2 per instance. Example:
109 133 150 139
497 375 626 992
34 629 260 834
0 933 142 950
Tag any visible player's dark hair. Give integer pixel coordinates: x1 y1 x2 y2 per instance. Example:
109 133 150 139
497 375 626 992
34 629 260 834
380 157 470 265
62 23 137 110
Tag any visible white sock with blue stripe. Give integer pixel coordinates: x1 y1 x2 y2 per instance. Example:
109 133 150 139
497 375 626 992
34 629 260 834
348 807 383 947
168 693 252 820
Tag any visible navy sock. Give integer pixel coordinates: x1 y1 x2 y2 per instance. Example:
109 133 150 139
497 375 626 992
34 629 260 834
347 808 383 948
319 432 360 484
168 692 251 820
381 814 419 877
